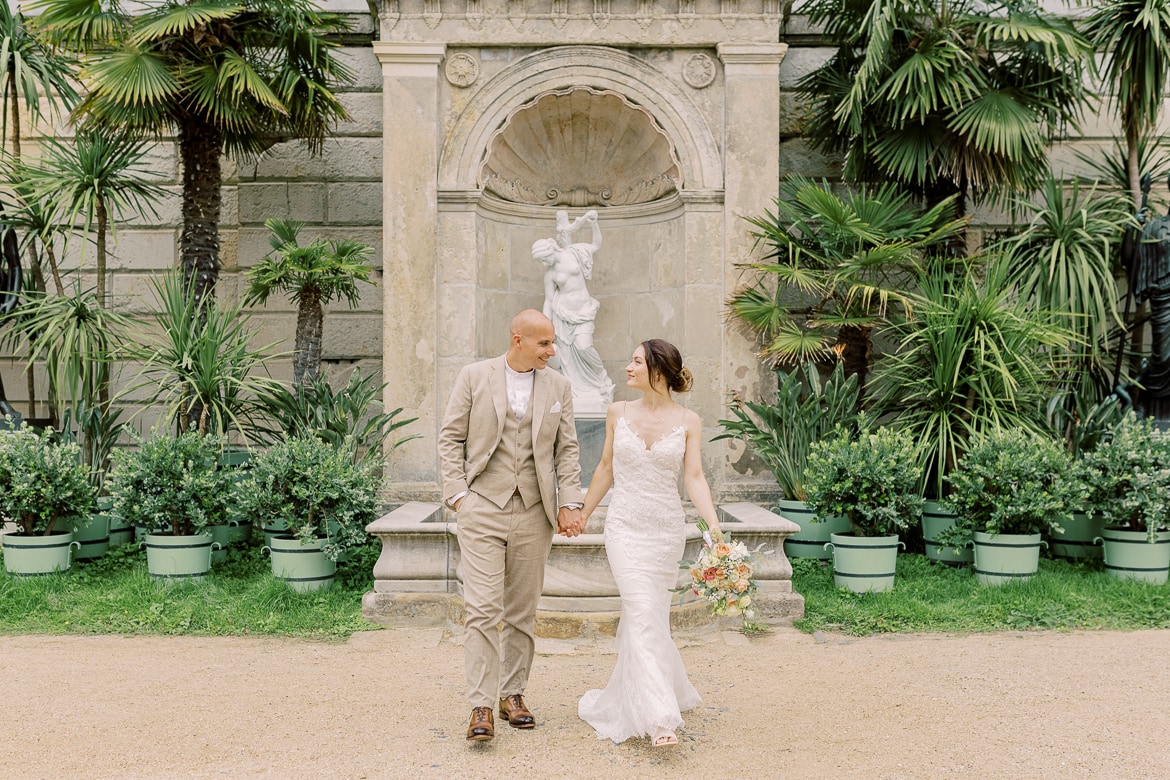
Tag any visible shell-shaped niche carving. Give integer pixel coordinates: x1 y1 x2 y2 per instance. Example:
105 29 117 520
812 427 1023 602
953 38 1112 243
480 87 681 208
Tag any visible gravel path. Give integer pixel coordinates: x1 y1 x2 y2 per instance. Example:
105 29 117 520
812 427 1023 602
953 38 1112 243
3 627 1167 779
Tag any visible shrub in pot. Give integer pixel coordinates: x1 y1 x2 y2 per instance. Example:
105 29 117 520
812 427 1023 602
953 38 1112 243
106 432 234 581
1079 414 1170 583
804 421 923 592
236 435 382 591
0 424 95 574
941 428 1080 586
716 362 859 558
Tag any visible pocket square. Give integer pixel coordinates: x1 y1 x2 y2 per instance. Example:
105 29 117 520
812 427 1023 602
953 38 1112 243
549 401 562 414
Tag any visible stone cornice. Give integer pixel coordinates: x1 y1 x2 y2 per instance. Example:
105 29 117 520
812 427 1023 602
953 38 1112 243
716 42 788 64
372 41 446 69
369 0 779 44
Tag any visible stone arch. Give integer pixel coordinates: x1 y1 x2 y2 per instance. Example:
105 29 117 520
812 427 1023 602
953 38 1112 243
439 46 723 193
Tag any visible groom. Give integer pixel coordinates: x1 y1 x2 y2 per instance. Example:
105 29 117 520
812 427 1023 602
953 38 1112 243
438 309 585 742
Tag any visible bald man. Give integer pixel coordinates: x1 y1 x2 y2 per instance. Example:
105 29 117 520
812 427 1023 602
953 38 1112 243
438 309 585 742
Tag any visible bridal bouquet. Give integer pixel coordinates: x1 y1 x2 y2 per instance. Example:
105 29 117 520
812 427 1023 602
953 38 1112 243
679 521 771 634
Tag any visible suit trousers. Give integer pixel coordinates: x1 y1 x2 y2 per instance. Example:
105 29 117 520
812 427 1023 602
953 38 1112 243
456 489 555 708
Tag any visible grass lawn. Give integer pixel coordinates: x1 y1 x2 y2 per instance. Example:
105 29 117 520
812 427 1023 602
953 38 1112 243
792 552 1170 635
3 539 1168 639
0 537 380 641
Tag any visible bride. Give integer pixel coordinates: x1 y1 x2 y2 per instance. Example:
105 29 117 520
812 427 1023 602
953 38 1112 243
577 338 724 748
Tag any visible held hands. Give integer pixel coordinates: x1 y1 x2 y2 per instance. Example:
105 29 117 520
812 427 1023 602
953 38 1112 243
557 506 585 538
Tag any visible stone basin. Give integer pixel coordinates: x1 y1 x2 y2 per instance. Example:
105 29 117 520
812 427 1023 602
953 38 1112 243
363 501 804 638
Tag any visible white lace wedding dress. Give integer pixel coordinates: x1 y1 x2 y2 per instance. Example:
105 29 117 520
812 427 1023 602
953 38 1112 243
578 416 701 743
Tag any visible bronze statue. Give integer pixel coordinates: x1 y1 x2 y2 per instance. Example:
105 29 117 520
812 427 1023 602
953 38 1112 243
1130 174 1170 421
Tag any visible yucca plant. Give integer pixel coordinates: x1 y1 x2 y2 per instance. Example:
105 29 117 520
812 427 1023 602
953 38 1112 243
244 219 376 385
997 175 1132 408
124 272 281 437
18 131 165 309
870 259 1074 499
728 177 967 389
255 367 418 464
1 287 134 415
1082 0 1170 207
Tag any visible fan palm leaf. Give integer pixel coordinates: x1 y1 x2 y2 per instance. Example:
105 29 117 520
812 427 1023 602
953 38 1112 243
27 0 355 303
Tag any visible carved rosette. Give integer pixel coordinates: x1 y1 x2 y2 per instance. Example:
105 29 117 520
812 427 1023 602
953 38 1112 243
682 53 716 88
479 87 681 208
444 52 479 87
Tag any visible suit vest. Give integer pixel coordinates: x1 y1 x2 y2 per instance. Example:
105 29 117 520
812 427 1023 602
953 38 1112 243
471 401 540 510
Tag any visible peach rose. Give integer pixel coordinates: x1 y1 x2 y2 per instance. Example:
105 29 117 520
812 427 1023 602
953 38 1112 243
712 543 732 558
734 579 750 592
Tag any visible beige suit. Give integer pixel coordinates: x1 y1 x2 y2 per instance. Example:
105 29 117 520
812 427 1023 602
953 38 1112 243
438 355 582 708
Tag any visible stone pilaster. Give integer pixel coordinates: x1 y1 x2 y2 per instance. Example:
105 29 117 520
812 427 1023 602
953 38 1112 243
716 41 787 496
375 42 445 495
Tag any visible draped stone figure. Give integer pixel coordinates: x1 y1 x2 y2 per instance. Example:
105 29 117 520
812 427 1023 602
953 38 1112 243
1133 177 1170 421
533 210 615 414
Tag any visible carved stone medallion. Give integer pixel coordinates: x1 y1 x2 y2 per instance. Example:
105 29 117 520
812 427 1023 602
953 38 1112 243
682 53 716 89
444 52 479 87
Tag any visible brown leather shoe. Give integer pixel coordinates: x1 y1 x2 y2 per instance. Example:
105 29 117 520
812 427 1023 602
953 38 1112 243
499 694 536 729
467 706 494 741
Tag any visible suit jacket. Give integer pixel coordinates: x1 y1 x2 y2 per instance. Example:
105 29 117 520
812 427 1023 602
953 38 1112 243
438 355 583 527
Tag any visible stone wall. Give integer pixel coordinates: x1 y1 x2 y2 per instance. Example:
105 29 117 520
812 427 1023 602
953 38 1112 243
0 9 386 435
1 3 1152 502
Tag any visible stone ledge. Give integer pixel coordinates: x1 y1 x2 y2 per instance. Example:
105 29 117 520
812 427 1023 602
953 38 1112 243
362 499 806 634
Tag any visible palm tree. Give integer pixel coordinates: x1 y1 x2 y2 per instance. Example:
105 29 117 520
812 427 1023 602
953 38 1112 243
27 0 354 305
21 131 166 310
797 0 1092 212
1 3 79 416
0 3 77 161
1082 0 1170 208
244 218 375 385
727 177 968 391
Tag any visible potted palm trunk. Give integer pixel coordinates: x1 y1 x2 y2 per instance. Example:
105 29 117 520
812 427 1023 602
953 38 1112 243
238 435 382 592
0 425 94 575
107 433 234 582
1080 414 1170 584
941 429 1079 586
716 362 859 560
804 421 923 593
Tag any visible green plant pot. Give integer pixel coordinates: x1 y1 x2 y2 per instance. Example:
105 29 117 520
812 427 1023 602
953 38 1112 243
206 524 230 564
265 534 336 593
143 532 217 582
825 532 902 593
775 500 850 560
107 516 134 547
72 514 110 561
262 517 289 549
99 497 133 547
972 531 1043 587
219 448 252 469
921 501 972 566
227 517 253 546
1049 511 1104 560
2 531 78 576
1098 527 1170 584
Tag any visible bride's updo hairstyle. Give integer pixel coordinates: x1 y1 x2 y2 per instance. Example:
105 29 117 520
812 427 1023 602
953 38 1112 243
641 338 693 393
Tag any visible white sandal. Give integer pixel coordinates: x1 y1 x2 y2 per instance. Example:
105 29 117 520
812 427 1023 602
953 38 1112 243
651 728 678 748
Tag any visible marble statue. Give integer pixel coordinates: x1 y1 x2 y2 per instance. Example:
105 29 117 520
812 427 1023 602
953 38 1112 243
533 209 614 413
